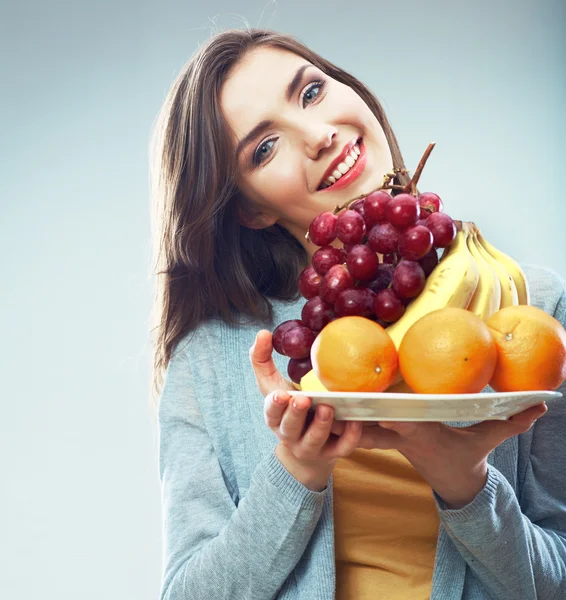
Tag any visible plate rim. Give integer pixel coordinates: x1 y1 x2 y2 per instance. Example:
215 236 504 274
287 390 563 401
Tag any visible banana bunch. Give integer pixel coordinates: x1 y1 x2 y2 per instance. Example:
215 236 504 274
298 222 530 393
387 221 529 348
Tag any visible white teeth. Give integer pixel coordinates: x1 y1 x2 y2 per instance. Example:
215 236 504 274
319 143 362 190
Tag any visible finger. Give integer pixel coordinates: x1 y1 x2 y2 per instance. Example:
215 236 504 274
357 423 402 449
264 389 291 429
508 402 548 427
328 421 363 457
466 402 548 446
298 404 335 457
250 330 293 395
330 420 378 436
279 394 312 442
378 421 420 436
249 330 278 378
331 420 346 436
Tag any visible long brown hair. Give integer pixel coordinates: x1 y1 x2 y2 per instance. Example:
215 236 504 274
148 28 411 399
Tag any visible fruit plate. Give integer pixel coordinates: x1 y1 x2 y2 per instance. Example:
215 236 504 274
287 390 563 422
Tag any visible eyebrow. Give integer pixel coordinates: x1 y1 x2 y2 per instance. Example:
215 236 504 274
235 63 313 159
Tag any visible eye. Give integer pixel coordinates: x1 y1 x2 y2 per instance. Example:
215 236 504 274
301 80 324 107
253 138 276 166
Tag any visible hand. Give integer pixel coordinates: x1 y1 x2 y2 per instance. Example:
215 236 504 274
264 390 363 491
332 403 548 508
250 329 363 491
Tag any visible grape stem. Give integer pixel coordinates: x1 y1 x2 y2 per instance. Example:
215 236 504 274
330 143 436 215
403 142 436 195
330 168 410 215
305 143 437 241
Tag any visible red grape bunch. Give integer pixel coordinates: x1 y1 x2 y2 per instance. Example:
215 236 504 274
274 189 457 385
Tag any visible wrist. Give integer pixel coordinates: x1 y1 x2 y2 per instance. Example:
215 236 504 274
433 461 488 509
403 451 489 509
275 443 334 492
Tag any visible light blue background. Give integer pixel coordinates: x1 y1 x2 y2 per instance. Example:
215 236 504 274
1 1 564 598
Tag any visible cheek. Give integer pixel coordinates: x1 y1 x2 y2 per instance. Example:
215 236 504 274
243 153 307 211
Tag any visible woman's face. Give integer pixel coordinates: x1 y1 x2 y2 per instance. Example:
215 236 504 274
220 46 394 254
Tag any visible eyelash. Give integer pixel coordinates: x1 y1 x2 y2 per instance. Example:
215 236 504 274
252 79 326 167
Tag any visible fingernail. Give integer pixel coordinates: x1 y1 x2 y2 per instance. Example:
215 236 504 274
318 406 331 422
274 392 288 406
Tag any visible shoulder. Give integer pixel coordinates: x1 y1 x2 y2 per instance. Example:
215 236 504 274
521 263 566 321
171 296 306 366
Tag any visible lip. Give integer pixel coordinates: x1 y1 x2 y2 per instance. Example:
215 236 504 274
318 138 366 193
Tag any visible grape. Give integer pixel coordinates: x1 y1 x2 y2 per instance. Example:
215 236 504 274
392 261 426 299
367 222 400 254
363 190 391 227
336 209 366 245
335 287 375 318
418 192 443 219
366 263 395 293
398 224 433 261
382 252 400 266
418 247 439 277
346 244 379 280
287 356 313 385
298 265 321 299
385 193 419 229
350 198 366 220
374 288 406 323
425 212 456 248
308 212 338 246
301 296 335 331
272 319 303 355
319 264 355 304
312 245 344 275
281 325 317 359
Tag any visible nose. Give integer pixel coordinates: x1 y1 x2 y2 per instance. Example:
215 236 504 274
303 122 338 160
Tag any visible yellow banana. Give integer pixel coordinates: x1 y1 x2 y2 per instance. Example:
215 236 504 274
470 225 518 308
475 230 530 305
299 369 328 392
465 223 501 320
298 369 415 392
385 226 479 350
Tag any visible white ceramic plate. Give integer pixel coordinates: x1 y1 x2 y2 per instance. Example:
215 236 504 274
287 389 563 422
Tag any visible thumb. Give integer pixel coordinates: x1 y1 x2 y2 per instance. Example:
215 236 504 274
249 330 276 372
467 402 548 448
249 330 293 393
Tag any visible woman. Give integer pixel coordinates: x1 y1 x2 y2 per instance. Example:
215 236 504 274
150 29 566 599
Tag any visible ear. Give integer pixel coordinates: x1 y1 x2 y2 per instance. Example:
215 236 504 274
236 205 278 230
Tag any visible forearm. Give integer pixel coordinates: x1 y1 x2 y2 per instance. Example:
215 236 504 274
162 451 326 600
435 466 566 600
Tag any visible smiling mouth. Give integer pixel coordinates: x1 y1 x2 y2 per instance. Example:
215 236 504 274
317 138 365 191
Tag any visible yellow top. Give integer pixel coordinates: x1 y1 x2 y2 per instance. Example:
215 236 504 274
333 448 440 600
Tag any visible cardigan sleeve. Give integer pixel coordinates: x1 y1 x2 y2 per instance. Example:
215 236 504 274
434 280 566 599
158 340 327 600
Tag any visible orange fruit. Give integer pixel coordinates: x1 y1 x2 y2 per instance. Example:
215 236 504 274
311 316 398 392
398 307 497 394
486 305 566 392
